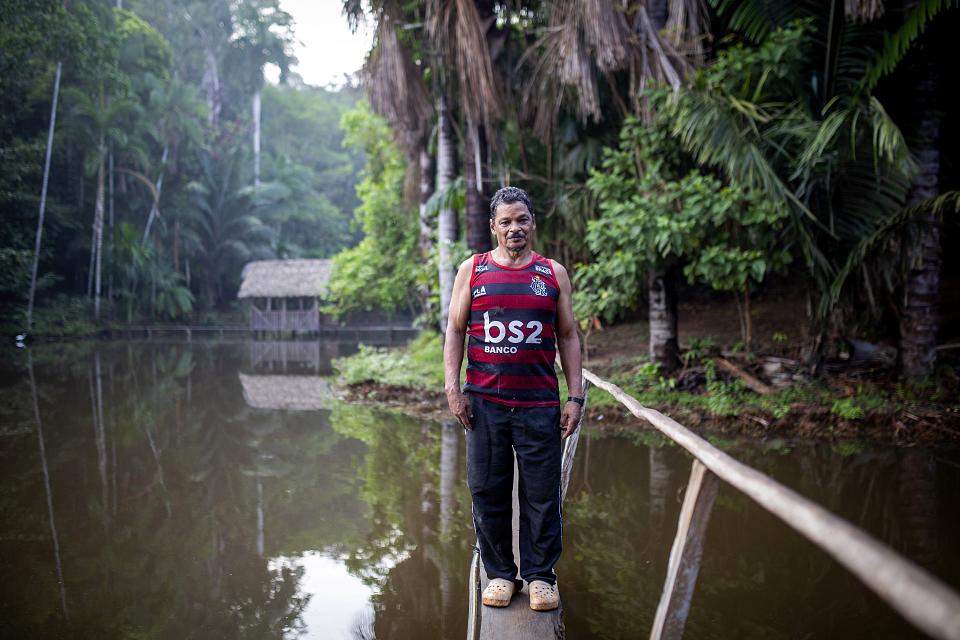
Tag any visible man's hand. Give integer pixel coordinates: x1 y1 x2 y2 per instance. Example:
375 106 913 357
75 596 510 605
448 390 473 430
560 401 582 439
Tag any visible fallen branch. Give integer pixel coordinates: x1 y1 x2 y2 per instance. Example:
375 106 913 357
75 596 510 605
715 357 774 395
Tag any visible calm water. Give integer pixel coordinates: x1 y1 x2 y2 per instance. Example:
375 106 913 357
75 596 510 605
1 341 958 640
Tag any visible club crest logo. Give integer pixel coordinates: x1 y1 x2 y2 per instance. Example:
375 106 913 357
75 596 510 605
530 275 548 297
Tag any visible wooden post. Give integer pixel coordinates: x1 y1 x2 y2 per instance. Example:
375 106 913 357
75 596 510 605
467 546 482 640
560 378 589 503
650 459 720 640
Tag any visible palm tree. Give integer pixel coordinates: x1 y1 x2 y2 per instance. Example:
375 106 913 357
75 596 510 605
354 0 503 330
520 0 707 369
355 0 435 317
63 86 140 321
184 147 275 308
896 0 946 378
140 74 205 244
435 94 458 335
229 0 295 187
659 0 955 374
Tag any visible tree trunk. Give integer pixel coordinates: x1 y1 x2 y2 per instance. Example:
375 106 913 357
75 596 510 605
419 144 436 260
648 265 680 371
252 90 262 187
94 138 106 321
142 144 169 244
202 47 221 129
87 207 97 297
418 143 435 316
108 149 114 302
898 45 941 379
26 62 62 331
28 353 69 620
436 95 458 335
464 119 490 253
897 449 937 569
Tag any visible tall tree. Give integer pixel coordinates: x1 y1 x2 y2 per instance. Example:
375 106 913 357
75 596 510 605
26 62 63 332
435 95 458 335
63 86 140 320
897 0 945 378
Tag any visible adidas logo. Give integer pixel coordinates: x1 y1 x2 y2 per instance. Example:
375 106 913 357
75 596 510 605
473 286 487 298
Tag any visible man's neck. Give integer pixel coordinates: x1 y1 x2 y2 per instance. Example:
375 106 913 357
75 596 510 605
492 245 534 267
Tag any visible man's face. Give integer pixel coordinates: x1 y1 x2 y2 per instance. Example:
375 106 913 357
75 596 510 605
490 202 535 252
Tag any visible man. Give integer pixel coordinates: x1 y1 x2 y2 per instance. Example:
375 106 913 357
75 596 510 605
443 186 584 612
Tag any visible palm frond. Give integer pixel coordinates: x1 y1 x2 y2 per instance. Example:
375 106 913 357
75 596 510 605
861 0 958 93
426 0 502 126
363 0 433 153
823 191 960 317
709 0 803 42
666 0 712 61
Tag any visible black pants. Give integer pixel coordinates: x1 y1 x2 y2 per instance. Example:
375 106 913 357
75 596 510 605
466 394 562 587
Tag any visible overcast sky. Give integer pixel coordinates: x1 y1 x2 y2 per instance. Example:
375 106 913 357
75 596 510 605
269 0 373 87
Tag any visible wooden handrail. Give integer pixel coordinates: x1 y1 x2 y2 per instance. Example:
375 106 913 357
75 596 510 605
582 367 960 640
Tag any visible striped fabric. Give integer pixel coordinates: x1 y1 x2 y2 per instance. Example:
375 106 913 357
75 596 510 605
463 251 560 407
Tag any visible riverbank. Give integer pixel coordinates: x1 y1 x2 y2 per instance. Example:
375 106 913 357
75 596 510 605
332 317 960 447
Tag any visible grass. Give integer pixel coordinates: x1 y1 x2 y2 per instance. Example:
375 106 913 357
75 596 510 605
333 331 445 392
585 355 923 424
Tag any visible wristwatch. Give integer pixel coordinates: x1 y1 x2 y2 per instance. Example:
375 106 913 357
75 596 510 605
567 395 585 407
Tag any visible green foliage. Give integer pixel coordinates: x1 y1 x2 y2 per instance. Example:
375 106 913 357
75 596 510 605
414 239 473 330
830 398 866 420
260 83 362 258
831 441 865 457
115 8 173 86
333 331 445 391
653 15 927 327
184 146 276 307
577 115 791 325
0 294 96 336
325 101 418 317
0 1 363 330
861 0 958 93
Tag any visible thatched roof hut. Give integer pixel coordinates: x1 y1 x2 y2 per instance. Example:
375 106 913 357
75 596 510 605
239 373 334 411
237 259 332 299
238 259 332 333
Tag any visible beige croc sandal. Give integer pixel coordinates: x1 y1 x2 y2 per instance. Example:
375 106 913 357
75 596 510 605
528 580 560 611
482 578 516 607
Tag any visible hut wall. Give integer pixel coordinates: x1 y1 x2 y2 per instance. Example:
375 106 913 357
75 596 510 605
248 297 320 333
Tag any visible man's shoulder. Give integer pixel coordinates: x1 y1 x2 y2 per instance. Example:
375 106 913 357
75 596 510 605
457 255 479 273
546 258 568 275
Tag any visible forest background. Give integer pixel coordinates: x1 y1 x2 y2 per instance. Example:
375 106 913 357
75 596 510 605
2 0 959 383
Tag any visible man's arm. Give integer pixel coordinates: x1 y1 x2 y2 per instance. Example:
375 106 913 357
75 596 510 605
552 260 583 439
444 258 475 429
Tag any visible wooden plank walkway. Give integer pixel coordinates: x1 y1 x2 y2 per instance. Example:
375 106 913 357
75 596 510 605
474 458 565 640
467 381 587 640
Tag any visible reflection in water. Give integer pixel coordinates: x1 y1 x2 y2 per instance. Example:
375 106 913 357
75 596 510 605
27 352 68 621
1 342 958 639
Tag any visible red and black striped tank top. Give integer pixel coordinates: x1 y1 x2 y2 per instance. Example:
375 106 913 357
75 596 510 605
463 251 560 407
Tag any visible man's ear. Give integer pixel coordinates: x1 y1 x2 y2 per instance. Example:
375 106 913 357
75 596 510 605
489 217 496 232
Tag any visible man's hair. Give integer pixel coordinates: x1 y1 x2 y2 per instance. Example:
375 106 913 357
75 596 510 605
489 186 533 220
